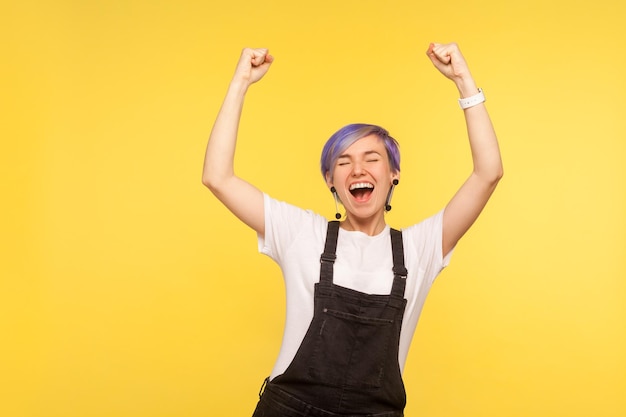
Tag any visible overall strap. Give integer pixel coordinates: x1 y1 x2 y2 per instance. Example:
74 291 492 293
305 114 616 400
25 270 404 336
319 221 340 286
389 228 408 302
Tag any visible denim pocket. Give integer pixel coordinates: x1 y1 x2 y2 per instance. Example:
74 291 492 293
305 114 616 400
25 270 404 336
308 307 394 389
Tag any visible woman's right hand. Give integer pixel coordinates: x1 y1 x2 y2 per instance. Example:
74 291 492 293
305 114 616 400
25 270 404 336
203 48 272 236
233 48 274 87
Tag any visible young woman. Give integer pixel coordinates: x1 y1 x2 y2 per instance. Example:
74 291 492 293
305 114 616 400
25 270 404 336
203 43 503 417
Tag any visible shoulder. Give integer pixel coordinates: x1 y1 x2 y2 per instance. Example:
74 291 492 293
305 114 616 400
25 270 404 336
400 209 451 270
401 209 445 242
261 194 329 260
264 194 328 229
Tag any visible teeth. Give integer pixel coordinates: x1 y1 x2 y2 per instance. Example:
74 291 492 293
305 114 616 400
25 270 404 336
349 182 374 190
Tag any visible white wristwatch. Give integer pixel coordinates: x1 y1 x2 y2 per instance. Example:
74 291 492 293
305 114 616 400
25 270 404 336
458 88 485 109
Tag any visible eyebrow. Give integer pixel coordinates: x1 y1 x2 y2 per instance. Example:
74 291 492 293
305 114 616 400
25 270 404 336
338 150 382 159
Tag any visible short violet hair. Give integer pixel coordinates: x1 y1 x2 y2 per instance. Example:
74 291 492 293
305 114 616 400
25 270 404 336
320 123 401 181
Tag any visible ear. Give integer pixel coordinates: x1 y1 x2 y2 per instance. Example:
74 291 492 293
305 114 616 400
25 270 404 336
325 171 333 189
391 170 400 184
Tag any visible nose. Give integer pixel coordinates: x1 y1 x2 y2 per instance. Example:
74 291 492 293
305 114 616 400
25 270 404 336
351 161 365 176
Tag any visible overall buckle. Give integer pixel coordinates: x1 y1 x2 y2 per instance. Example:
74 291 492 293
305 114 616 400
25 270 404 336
320 253 337 264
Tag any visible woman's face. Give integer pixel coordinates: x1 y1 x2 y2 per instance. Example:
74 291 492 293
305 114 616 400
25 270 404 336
326 134 398 221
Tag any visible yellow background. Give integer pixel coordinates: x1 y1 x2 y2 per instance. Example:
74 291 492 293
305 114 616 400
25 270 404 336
2 1 625 416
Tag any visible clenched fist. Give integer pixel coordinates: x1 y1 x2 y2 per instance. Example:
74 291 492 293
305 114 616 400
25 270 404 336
427 42 479 97
426 43 472 82
232 48 274 87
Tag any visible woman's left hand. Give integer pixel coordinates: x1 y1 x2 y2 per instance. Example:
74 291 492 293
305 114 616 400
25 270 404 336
426 42 472 83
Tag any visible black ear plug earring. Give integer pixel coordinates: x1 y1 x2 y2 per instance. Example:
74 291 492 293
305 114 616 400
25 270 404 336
385 179 399 212
330 187 342 219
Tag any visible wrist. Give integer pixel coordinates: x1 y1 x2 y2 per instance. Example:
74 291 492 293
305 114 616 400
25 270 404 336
454 76 479 98
458 88 485 109
228 78 250 96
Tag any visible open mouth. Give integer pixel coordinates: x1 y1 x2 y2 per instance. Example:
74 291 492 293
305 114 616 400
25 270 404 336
349 182 374 202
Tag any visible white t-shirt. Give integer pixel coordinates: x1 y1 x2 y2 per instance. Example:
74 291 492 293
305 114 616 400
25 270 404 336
258 194 453 380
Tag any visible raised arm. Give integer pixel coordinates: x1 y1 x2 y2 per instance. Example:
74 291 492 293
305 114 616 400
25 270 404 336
426 43 503 256
202 48 274 236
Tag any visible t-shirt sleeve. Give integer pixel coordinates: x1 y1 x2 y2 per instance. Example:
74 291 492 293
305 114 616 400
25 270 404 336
257 194 326 264
403 209 454 285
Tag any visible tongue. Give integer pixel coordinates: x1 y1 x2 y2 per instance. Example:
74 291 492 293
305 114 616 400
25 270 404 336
352 188 372 202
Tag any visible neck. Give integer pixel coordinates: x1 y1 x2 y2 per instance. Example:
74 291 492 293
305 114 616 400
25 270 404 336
341 213 387 236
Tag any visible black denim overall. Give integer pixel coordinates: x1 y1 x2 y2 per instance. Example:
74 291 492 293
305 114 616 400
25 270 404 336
252 221 408 417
